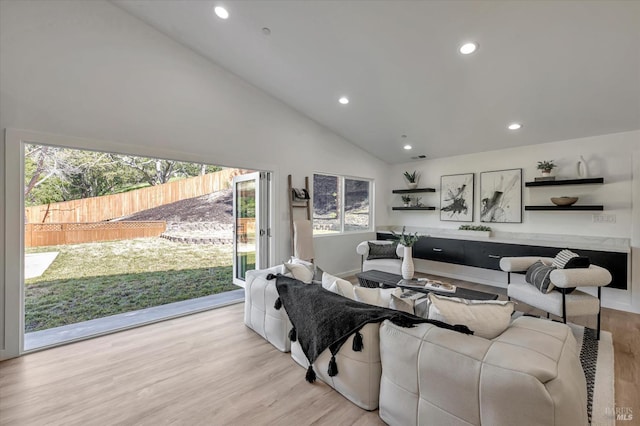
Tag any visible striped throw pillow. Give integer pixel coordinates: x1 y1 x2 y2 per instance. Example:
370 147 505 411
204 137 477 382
552 249 579 269
525 260 556 293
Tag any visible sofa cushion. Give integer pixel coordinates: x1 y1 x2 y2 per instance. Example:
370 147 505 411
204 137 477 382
323 272 356 300
427 293 514 339
525 260 556 293
289 257 324 284
379 317 588 426
291 321 382 410
353 286 397 307
283 262 314 283
244 265 292 352
367 242 399 260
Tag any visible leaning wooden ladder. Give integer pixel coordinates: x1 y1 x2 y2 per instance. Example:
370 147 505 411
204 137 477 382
288 174 311 254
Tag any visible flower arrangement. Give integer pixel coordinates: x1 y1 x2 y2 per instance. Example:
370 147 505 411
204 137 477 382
391 226 420 247
401 195 412 205
459 225 491 232
536 160 556 172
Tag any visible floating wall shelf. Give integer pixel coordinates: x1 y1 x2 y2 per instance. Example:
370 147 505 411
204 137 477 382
525 205 604 211
392 188 436 194
525 177 604 187
392 207 437 211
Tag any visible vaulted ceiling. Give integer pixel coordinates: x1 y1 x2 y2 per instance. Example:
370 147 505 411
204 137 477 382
114 0 640 163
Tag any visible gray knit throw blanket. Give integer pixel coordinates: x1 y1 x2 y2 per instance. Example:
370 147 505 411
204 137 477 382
271 274 472 383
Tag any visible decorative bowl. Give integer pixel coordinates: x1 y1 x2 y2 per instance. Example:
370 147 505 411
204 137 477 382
551 196 579 206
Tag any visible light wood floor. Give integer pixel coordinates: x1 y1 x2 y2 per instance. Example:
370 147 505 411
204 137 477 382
1 275 638 426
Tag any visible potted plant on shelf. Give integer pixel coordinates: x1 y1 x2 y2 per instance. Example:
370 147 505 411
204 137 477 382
401 195 412 207
391 226 419 279
457 224 492 238
537 160 556 177
403 170 419 189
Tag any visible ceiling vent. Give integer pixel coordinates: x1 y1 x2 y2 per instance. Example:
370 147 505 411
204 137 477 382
410 155 427 160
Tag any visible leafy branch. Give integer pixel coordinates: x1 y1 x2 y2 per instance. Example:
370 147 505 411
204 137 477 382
459 225 491 232
403 170 418 183
391 226 420 247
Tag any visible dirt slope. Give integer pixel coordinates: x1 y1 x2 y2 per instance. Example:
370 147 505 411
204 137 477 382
115 189 233 224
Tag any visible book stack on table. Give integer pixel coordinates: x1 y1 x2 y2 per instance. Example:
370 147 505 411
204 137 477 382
397 278 457 293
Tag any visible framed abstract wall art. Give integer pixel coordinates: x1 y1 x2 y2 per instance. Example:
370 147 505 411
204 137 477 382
440 173 474 222
480 168 522 223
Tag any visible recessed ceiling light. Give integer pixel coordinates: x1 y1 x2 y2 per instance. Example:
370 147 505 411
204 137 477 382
404 145 412 150
508 123 523 130
338 96 349 105
459 42 478 55
214 6 229 19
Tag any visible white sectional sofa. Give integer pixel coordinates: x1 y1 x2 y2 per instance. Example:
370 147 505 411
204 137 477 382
290 322 382 410
244 265 292 352
379 316 588 426
244 264 588 424
244 264 384 409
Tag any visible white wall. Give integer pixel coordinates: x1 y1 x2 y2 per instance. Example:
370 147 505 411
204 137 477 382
388 130 640 312
0 0 387 358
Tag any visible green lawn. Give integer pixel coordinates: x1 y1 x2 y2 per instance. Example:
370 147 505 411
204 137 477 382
25 238 250 332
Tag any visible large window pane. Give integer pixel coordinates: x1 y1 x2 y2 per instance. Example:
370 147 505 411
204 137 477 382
344 178 370 231
313 173 372 234
313 174 341 234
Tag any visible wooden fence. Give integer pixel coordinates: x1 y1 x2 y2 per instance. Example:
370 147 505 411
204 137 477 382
25 168 246 224
25 221 167 247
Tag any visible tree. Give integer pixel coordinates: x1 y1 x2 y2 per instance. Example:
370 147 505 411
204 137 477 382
63 151 141 199
24 145 70 206
120 157 223 186
24 148 67 206
24 144 225 204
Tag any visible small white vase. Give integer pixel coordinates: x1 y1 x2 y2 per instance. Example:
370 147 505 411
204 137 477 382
401 246 415 280
541 170 551 177
577 156 589 178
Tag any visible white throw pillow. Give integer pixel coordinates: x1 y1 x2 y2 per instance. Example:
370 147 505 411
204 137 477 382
321 272 340 290
353 286 397 308
283 262 313 284
323 272 356 300
327 279 356 300
427 293 514 339
389 294 414 314
289 256 314 268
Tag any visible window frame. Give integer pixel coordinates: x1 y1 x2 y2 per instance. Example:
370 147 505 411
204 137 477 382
312 172 374 236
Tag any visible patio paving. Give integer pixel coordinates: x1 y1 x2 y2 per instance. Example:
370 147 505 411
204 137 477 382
24 289 244 351
25 252 59 279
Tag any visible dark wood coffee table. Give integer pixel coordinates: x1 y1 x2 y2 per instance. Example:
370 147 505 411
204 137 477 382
355 269 498 301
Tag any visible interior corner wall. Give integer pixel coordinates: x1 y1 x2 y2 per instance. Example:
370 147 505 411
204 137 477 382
0 0 388 358
387 130 640 313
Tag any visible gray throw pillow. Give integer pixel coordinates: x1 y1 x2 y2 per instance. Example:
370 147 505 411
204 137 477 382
564 256 590 269
525 260 556 293
367 242 399 260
